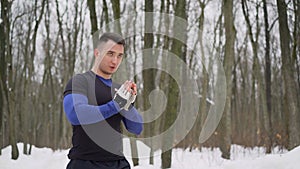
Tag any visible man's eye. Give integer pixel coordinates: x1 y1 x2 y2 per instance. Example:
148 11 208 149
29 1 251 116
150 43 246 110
107 52 113 56
118 55 123 58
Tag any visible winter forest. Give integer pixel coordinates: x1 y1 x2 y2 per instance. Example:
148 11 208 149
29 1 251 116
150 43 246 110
0 0 300 168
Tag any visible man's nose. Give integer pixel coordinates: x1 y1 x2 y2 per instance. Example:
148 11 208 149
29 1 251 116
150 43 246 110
111 56 117 64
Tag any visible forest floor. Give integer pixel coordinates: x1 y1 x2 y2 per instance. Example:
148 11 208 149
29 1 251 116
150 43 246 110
0 138 299 169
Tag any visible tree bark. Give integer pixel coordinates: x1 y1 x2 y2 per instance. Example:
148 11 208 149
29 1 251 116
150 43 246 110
111 0 121 33
276 0 300 150
263 0 273 153
219 0 235 159
190 0 210 151
161 0 187 168
0 0 6 156
292 0 300 113
87 0 98 35
1 0 19 160
143 0 155 165
101 0 109 30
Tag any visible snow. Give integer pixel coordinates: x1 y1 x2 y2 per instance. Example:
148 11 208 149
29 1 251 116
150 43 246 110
0 139 300 169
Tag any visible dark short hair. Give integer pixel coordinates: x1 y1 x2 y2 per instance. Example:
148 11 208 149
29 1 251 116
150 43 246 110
94 32 125 49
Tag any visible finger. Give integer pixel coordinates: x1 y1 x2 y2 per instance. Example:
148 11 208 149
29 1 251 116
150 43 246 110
130 82 137 95
125 81 131 92
119 84 125 91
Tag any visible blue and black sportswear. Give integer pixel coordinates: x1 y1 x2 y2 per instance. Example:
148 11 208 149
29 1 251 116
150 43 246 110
63 71 143 162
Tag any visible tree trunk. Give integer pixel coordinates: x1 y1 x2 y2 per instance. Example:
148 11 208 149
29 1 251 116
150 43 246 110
1 0 19 160
276 0 300 150
292 0 300 126
143 0 155 164
87 0 98 35
0 0 6 155
262 0 273 153
129 137 139 166
219 0 235 159
161 0 187 168
101 0 109 30
190 0 209 150
111 0 122 33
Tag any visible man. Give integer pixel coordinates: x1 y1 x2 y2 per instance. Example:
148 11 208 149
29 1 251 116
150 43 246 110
63 32 143 169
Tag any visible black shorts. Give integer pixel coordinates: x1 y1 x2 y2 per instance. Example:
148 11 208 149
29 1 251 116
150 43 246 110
66 159 131 169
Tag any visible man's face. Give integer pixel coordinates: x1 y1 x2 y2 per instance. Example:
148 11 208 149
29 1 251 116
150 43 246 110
94 40 124 78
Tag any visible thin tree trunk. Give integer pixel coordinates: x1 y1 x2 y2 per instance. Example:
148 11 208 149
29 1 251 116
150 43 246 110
87 0 98 35
191 0 210 151
111 0 121 33
129 1 139 165
143 0 155 164
262 0 273 153
0 0 6 156
219 0 235 159
101 0 109 30
292 0 300 115
161 0 187 168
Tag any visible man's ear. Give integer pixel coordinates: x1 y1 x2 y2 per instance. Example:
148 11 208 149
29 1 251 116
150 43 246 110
94 48 99 58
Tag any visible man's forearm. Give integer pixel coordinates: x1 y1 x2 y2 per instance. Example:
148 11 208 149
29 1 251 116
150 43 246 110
63 93 121 125
121 107 143 135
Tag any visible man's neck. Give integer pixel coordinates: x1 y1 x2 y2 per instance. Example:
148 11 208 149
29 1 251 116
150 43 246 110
91 69 111 79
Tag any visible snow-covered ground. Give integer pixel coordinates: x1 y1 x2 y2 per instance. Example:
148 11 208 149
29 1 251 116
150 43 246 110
0 139 299 169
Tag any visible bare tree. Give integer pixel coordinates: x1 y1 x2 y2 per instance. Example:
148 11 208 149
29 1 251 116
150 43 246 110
241 0 271 151
161 0 187 168
219 0 235 159
143 0 156 165
0 0 6 156
262 0 273 153
188 0 211 151
276 0 300 150
87 0 98 35
0 0 19 160
291 0 300 107
111 0 121 33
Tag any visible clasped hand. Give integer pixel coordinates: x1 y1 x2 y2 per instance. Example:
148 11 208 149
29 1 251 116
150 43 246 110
113 81 137 111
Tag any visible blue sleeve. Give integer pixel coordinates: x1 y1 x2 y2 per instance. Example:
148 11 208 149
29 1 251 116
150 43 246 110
121 107 143 135
63 93 121 125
